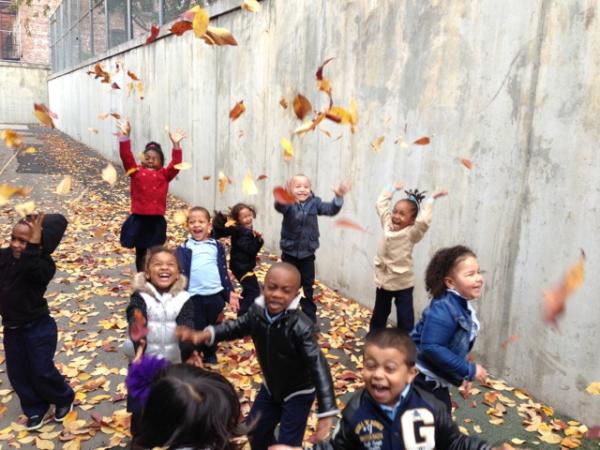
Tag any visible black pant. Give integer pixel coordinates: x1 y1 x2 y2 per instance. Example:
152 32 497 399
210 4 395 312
135 247 147 272
4 315 74 418
190 292 226 359
369 287 414 334
235 272 261 316
281 254 316 322
413 373 452 414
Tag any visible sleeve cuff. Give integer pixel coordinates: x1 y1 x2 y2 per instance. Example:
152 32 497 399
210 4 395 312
205 326 216 346
387 185 396 193
426 197 434 205
467 363 476 381
333 196 343 207
316 409 341 419
119 136 130 143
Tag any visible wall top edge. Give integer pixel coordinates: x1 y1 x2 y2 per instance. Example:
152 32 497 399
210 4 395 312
0 61 51 70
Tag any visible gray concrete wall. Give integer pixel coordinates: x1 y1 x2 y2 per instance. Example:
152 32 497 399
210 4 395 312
47 0 600 423
0 61 50 123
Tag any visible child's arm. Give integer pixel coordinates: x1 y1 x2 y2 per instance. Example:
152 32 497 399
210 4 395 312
163 128 186 181
177 307 255 346
176 298 196 362
117 120 137 173
316 181 350 216
19 217 56 284
407 189 447 243
375 183 400 227
236 229 264 257
331 412 362 450
419 303 476 386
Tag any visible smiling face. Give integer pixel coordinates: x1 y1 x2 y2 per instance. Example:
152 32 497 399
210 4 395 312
237 207 254 229
444 256 484 300
142 149 162 170
291 175 311 203
146 251 179 292
187 210 211 241
262 265 301 315
391 200 417 230
10 223 32 259
362 344 417 406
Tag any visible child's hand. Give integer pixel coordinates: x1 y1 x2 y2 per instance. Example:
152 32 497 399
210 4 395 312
394 182 404 191
333 181 351 197
176 326 211 345
432 189 448 199
229 291 242 313
130 309 148 342
117 119 131 137
313 416 334 442
27 212 44 244
167 127 186 149
186 350 204 368
132 339 146 364
475 364 488 383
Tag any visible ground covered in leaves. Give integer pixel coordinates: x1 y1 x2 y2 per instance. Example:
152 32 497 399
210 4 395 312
0 125 596 449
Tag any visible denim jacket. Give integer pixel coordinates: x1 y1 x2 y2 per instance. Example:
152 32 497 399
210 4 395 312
410 290 478 386
275 194 343 259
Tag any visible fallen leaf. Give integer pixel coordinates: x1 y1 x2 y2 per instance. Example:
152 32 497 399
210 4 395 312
316 57 335 81
1 129 23 148
561 437 581 449
241 0 261 12
102 163 118 186
539 433 562 444
201 26 238 46
145 24 160 45
127 70 140 81
93 227 109 238
15 200 36 217
279 97 288 109
460 157 474 170
543 250 585 327
33 103 56 128
174 162 192 170
25 146 36 154
585 382 600 395
111 82 120 90
293 94 312 120
229 100 246 121
0 183 32 205
511 439 526 445
334 218 368 233
55 175 72 195
371 135 385 152
242 170 258 196
349 98 358 133
170 20 193 36
273 186 295 205
413 136 430 145
280 138 294 161
35 437 54 449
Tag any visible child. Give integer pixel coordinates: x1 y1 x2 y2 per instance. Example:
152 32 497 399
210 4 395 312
330 328 492 450
176 207 239 364
370 183 447 334
213 203 264 315
410 245 489 413
132 364 248 450
274 174 350 322
0 213 74 430
117 119 186 272
125 246 199 433
178 262 338 450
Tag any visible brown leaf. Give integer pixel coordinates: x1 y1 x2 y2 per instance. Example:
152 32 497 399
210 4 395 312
127 70 140 81
273 186 295 205
110 112 121 120
111 82 120 90
334 218 369 233
170 20 193 36
500 334 518 349
413 136 431 145
256 174 268 181
543 250 585 327
371 135 385 152
229 100 246 120
316 57 335 81
293 94 312 120
145 24 160 44
460 157 474 170
202 175 211 181
279 97 288 109
201 26 238 46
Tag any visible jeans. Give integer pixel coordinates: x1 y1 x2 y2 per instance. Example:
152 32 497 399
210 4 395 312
4 315 74 418
246 384 316 450
281 253 316 322
369 287 414 334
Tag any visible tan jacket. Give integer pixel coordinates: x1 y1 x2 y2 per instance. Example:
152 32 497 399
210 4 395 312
374 189 433 290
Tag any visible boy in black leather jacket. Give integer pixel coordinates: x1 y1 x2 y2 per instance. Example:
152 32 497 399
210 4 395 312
330 329 491 450
178 262 338 450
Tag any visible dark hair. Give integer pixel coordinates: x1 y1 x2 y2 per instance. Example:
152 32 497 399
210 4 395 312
133 364 249 450
425 245 477 298
188 206 211 222
230 203 256 222
395 188 427 220
144 246 180 273
364 329 416 367
144 141 165 166
266 262 301 288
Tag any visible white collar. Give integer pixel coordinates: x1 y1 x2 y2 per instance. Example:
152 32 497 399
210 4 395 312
255 293 302 311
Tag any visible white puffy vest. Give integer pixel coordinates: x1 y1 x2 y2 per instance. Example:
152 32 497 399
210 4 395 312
139 285 191 363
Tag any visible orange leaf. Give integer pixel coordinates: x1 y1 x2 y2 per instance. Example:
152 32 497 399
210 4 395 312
334 218 369 233
316 57 335 81
413 136 430 145
170 20 193 36
273 186 295 205
293 94 312 120
201 26 238 46
127 70 140 81
500 334 518 349
371 135 385 152
229 100 246 120
33 103 55 128
543 250 585 327
1 129 23 149
110 112 121 120
145 25 160 45
460 157 474 170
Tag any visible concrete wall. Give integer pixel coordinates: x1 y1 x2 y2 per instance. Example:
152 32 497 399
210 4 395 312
0 61 49 123
47 0 600 423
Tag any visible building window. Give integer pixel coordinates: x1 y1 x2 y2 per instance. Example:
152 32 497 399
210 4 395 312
0 0 20 61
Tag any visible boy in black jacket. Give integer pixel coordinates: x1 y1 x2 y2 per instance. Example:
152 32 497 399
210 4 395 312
178 262 338 450
331 329 491 450
0 213 74 430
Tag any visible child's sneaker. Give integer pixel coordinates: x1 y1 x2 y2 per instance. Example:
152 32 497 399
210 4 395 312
26 412 50 431
54 403 73 422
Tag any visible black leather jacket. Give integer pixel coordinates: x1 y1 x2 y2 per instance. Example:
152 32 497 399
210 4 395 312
210 297 337 415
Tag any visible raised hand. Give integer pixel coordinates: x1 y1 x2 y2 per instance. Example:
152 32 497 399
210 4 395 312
117 119 131 137
333 180 351 197
313 416 334 442
167 127 187 149
27 212 44 244
394 182 404 191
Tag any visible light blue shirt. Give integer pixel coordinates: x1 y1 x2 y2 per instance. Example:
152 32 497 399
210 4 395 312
186 238 223 296
378 384 411 421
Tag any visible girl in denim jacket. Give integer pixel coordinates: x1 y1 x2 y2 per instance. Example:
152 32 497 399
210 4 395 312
411 245 489 413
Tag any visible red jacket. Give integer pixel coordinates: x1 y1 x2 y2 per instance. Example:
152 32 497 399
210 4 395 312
119 138 182 215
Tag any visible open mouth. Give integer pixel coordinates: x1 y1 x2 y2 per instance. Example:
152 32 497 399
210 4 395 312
158 272 173 281
370 383 390 398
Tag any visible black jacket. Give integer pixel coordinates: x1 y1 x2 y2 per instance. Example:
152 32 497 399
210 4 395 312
209 296 337 416
330 386 491 450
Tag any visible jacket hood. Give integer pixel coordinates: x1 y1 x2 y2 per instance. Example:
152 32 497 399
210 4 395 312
255 293 302 311
132 272 188 297
41 213 68 254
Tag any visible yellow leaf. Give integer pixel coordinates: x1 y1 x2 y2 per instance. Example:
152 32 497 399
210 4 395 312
55 175 72 195
539 433 562 444
97 112 110 120
281 138 294 161
489 418 504 426
511 438 526 445
174 162 192 171
242 170 258 196
33 103 55 128
35 437 55 449
349 98 358 133
225 218 236 227
62 439 81 450
327 106 352 124
585 382 600 395
102 163 117 186
561 437 581 449
371 135 385 152
0 183 32 206
14 200 35 217
241 0 261 12
473 425 482 434
25 146 36 154
218 171 229 194
173 209 188 225
137 81 145 100
192 8 209 37
1 129 23 149
18 435 35 444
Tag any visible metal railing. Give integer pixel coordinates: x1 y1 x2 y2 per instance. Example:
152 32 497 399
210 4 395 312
49 0 218 73
1 0 20 61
